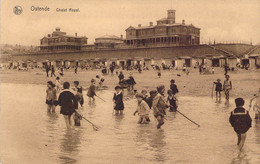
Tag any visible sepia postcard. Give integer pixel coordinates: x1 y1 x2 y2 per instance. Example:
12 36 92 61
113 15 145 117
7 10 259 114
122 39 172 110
1 0 260 163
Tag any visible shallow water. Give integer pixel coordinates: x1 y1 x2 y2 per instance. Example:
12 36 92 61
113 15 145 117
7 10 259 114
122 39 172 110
1 83 260 164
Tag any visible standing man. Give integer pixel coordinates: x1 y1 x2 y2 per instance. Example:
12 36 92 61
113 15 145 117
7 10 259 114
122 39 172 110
46 65 50 77
110 64 114 75
51 65 56 77
118 71 124 82
75 66 78 74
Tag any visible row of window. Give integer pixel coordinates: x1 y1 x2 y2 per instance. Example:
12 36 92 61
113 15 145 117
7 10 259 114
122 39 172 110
128 27 199 36
41 38 88 44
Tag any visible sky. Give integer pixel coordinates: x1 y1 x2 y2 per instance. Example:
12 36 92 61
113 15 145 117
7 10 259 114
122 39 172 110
1 0 260 46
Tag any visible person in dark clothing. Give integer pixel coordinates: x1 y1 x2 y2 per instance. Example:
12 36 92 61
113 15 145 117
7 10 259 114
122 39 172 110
58 82 78 129
167 90 178 112
61 67 64 76
213 79 222 99
158 70 161 78
74 66 78 74
224 64 229 75
170 79 179 95
110 65 114 75
127 76 136 91
118 71 124 82
51 65 56 77
138 67 142 73
145 90 158 109
46 65 50 77
229 98 252 151
113 86 124 115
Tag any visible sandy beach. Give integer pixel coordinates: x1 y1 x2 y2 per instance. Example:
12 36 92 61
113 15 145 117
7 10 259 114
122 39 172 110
1 67 259 99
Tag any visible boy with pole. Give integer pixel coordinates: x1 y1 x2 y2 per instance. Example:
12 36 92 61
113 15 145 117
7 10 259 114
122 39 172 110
58 82 79 129
213 79 222 99
152 85 168 129
87 79 97 103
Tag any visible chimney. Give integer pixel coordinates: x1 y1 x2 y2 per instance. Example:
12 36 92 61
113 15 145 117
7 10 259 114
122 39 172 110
121 35 123 39
75 33 77 36
149 22 153 26
138 24 141 27
182 20 185 25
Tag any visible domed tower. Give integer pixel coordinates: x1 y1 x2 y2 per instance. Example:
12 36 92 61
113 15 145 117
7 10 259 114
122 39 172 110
167 9 175 24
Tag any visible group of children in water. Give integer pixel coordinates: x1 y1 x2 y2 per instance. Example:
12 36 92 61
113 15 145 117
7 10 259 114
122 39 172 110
46 76 180 129
45 71 260 151
213 74 232 100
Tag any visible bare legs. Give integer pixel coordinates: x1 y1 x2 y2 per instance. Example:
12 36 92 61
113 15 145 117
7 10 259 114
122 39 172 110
47 105 56 113
156 115 164 129
64 115 73 129
225 89 230 100
237 133 247 151
88 97 95 103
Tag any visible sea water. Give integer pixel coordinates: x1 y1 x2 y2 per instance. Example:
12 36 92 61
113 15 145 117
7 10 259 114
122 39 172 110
1 83 260 164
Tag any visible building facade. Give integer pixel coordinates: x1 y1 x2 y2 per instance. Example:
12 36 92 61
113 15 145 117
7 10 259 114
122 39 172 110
125 10 200 47
39 27 88 51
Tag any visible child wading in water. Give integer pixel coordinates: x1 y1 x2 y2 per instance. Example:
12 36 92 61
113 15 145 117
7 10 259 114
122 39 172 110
223 75 232 100
87 79 96 103
58 82 79 129
73 81 84 107
249 88 260 119
46 81 57 113
113 86 124 115
167 90 178 112
73 81 84 126
170 79 179 95
229 98 252 151
133 93 150 124
213 79 222 99
55 76 61 93
152 85 169 129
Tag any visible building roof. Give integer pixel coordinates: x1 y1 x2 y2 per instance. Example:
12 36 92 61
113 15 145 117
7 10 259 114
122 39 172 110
42 35 88 40
96 35 122 40
126 23 200 31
